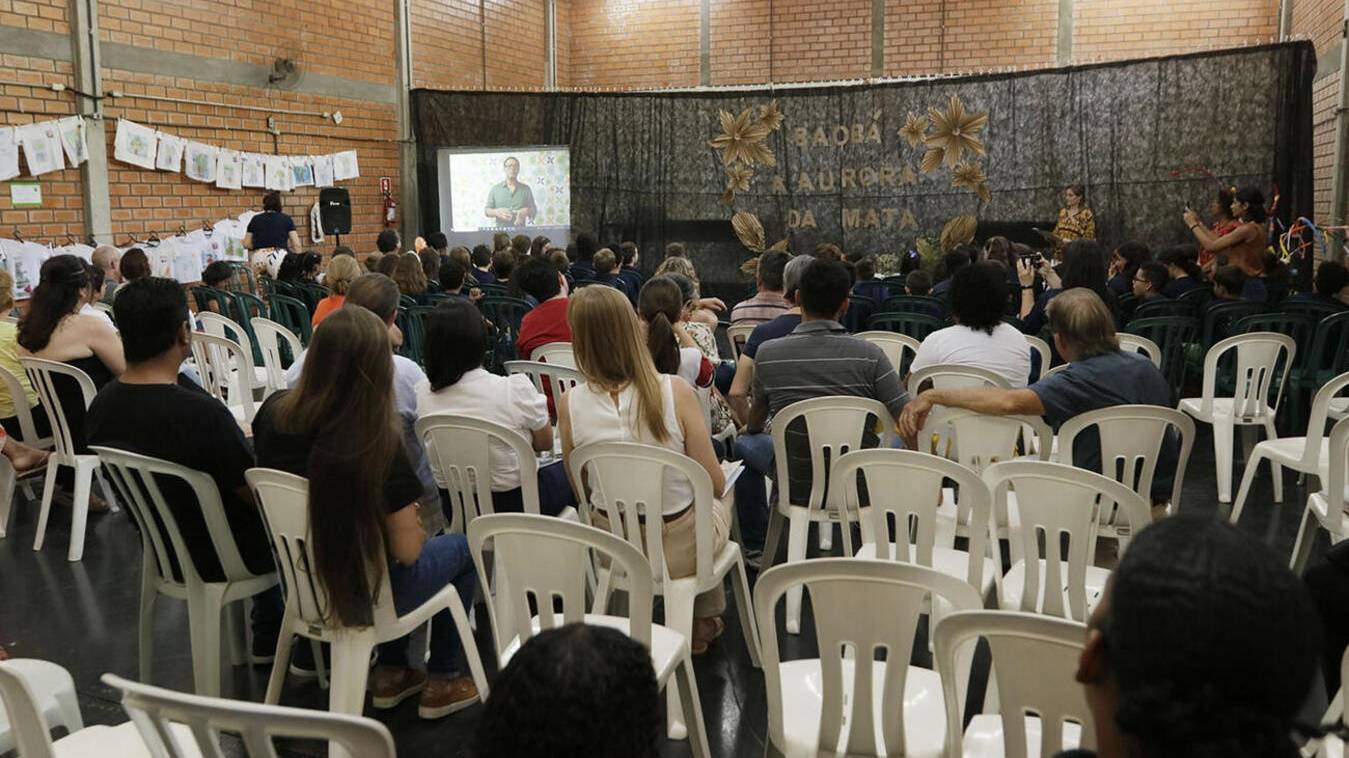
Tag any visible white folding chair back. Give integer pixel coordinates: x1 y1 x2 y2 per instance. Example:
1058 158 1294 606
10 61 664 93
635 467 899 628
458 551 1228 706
1292 416 1349 574
929 410 1052 474
856 331 920 374
19 357 116 561
249 317 301 397
529 342 576 367
985 460 1150 622
727 323 755 360
502 360 581 408
104 673 396 758
755 558 982 758
0 364 50 449
1024 335 1051 381
245 468 489 716
0 660 61 758
831 449 992 592
0 659 82 755
934 611 1093 758
1117 333 1162 368
89 301 114 318
468 513 714 757
416 413 547 532
93 446 278 697
907 363 1012 396
189 332 258 422
1058 405 1195 513
0 660 165 758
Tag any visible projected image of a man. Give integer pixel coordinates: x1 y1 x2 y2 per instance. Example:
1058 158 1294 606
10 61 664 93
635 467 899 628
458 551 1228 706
484 156 537 227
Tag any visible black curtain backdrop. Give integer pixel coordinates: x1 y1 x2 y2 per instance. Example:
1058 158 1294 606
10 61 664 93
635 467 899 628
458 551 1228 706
413 41 1315 298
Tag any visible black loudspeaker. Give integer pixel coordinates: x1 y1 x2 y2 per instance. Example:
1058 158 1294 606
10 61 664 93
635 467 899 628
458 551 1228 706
319 187 351 235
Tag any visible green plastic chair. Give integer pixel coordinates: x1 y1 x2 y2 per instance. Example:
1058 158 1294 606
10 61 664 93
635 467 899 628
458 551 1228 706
1132 298 1196 321
1124 315 1200 402
268 294 313 346
296 283 329 314
867 311 945 342
479 296 532 374
878 295 946 320
396 305 434 366
190 287 234 317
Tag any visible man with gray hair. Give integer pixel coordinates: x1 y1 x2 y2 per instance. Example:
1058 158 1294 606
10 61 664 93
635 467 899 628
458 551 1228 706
91 245 122 304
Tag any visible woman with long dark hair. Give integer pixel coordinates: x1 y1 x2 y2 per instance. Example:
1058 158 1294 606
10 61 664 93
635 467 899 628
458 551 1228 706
1017 239 1117 334
1199 187 1241 273
636 277 715 390
1158 245 1206 299
1107 242 1151 297
1184 185 1267 277
252 306 479 719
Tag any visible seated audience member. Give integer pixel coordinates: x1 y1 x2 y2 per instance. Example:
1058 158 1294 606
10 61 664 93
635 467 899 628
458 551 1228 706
286 274 437 508
663 272 720 359
200 260 233 297
638 277 715 390
511 234 531 258
727 255 812 424
332 245 356 259
376 253 400 278
905 269 933 297
472 624 661 758
254 307 478 718
516 257 571 361
311 254 361 328
730 250 790 327
0 269 48 443
19 255 125 509
734 259 908 561
1066 516 1320 758
86 277 282 655
1132 261 1170 302
1287 260 1349 308
1107 241 1151 296
437 260 474 299
393 252 433 304
590 248 629 296
982 236 1012 265
901 288 1177 512
418 249 442 291
1158 244 1206 299
376 228 401 256
297 251 322 282
471 245 496 284
1254 251 1289 304
559 285 730 653
491 249 517 287
664 271 736 441
1019 239 1118 335
80 263 116 330
425 232 449 259
92 245 122 304
548 248 572 281
931 248 972 301
618 241 644 293
363 251 384 273
492 232 510 252
529 235 550 259
911 262 1031 387
654 256 725 327
1211 264 1248 302
813 242 844 261
665 241 688 259
446 246 475 285
852 255 890 303
570 233 598 281
417 299 574 516
119 247 151 286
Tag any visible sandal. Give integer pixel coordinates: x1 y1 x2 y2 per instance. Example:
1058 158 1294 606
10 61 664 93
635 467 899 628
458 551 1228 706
690 617 726 655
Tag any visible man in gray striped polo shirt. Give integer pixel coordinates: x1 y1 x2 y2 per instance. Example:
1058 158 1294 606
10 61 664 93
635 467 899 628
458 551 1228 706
734 258 909 563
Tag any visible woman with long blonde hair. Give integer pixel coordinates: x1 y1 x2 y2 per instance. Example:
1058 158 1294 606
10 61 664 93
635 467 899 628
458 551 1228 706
558 285 731 653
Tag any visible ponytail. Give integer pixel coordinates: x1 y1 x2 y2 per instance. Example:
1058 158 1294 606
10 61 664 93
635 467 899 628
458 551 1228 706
637 276 686 377
645 312 680 375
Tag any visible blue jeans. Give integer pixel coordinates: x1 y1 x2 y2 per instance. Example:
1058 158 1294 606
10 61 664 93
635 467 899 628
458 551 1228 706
733 433 775 551
714 360 737 396
377 533 477 677
490 461 575 516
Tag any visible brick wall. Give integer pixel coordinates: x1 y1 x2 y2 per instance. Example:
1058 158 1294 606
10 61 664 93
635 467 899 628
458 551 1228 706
569 0 700 89
1291 0 1343 222
0 54 84 238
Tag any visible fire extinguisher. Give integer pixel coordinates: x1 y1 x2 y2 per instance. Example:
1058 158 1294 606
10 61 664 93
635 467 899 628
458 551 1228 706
383 193 397 227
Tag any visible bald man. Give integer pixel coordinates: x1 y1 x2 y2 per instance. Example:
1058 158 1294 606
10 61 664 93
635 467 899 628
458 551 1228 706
91 245 122 304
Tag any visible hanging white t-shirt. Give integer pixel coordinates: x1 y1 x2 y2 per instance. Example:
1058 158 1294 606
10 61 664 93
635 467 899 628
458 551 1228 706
910 322 1033 388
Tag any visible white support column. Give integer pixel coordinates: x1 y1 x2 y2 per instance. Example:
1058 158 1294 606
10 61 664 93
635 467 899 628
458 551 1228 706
394 0 421 246
546 0 557 90
67 0 111 243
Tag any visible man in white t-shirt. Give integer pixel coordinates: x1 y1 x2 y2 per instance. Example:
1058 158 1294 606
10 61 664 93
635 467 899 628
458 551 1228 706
909 261 1031 388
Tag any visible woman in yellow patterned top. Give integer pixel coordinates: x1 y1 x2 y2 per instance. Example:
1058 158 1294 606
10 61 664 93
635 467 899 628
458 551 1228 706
1050 184 1096 247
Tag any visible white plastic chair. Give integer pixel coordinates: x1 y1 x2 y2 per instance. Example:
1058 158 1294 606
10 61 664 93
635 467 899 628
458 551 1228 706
189 332 258 423
0 365 48 539
1291 416 1349 574
467 513 714 758
20 357 119 562
0 660 173 758
1233 371 1349 526
249 317 301 398
244 468 489 718
1177 332 1295 503
1057 405 1194 556
93 446 278 697
934 611 1093 758
761 396 894 634
907 363 1012 396
727 323 755 360
755 558 982 757
1117 333 1162 368
832 449 996 597
568 441 760 739
0 659 82 754
502 360 581 409
104 673 395 758
529 342 576 367
986 460 1150 622
856 331 920 374
197 312 268 395
1024 335 1051 382
1042 364 1069 379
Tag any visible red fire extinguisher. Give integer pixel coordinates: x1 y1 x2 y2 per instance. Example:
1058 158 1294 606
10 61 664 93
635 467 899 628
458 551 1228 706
381 176 396 227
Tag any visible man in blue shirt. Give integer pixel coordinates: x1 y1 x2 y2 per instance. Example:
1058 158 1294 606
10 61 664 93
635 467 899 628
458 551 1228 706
900 287 1178 513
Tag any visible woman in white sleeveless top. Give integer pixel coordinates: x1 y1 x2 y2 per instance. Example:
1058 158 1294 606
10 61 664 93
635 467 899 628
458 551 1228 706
559 285 731 654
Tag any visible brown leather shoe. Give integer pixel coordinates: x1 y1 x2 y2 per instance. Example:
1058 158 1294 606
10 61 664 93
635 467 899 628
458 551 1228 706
370 667 426 710
418 675 479 719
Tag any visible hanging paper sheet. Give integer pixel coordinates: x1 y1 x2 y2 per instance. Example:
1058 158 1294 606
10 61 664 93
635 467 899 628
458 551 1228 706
312 154 334 188
57 117 88 167
113 119 157 169
332 150 359 181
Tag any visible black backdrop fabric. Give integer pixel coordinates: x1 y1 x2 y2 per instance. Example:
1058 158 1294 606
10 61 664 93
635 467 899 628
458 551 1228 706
413 41 1314 295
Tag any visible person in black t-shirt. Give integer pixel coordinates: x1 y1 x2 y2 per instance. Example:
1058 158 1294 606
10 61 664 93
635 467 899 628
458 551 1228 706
252 306 479 720
86 278 282 652
243 191 300 253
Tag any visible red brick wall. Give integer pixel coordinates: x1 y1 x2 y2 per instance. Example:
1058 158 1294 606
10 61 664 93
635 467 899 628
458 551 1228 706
1291 0 1343 222
0 54 85 239
569 0 700 89
1075 0 1278 62
411 0 487 90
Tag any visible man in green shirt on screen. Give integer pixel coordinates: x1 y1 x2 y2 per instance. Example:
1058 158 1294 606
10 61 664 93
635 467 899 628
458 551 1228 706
484 156 537 227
